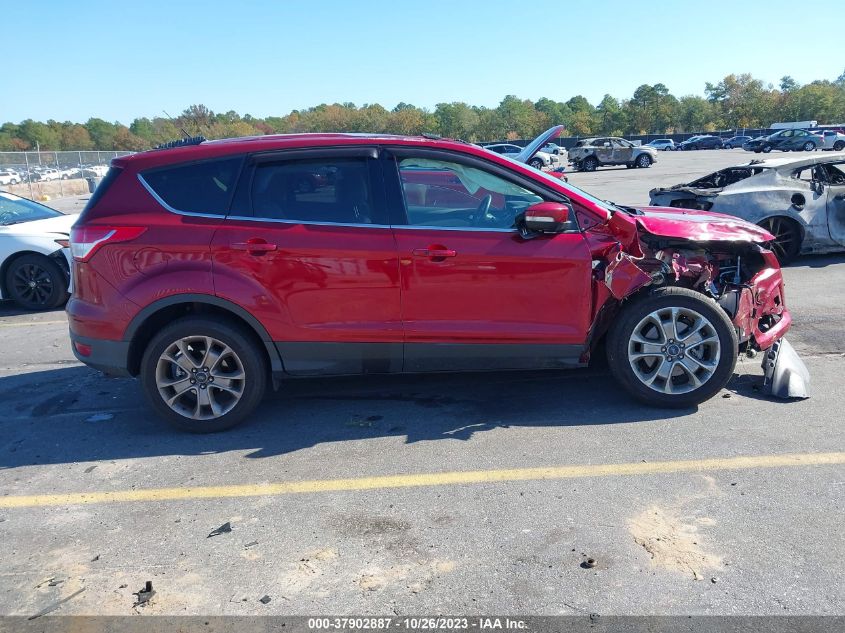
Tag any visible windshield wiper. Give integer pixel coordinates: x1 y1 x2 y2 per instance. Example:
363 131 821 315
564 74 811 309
1 220 23 226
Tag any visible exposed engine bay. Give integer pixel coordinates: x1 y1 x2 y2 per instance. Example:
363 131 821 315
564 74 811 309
580 205 808 398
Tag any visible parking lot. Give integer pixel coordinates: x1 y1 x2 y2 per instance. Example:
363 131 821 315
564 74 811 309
1 149 843 617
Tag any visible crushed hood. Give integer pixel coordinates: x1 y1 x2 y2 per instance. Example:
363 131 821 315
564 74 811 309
632 206 774 243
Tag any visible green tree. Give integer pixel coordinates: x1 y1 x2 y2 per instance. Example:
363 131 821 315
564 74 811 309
595 94 624 135
18 119 61 150
433 102 479 139
85 118 118 149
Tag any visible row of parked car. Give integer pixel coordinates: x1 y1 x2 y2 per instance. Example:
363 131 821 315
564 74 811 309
646 129 845 153
0 164 110 185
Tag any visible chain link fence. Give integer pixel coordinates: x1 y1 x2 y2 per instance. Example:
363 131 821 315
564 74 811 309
0 151 133 201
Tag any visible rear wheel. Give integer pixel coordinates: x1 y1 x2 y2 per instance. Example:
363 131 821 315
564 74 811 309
607 287 738 408
4 254 68 311
724 144 732 149
582 156 599 172
833 141 845 151
758 216 801 264
529 157 544 169
803 141 816 152
140 317 267 432
636 154 652 168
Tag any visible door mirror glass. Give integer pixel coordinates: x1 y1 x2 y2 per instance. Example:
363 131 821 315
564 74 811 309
520 202 572 234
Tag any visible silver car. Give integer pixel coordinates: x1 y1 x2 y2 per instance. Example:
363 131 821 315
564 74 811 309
649 152 845 262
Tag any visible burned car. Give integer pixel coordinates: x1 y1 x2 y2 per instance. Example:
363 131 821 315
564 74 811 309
569 137 657 171
649 152 845 262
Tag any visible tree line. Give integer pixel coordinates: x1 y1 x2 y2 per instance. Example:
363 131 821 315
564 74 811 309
2 72 844 152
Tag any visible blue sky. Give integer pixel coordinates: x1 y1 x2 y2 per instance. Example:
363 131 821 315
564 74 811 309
3 0 843 123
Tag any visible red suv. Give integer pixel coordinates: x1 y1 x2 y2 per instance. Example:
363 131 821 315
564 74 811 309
67 128 803 432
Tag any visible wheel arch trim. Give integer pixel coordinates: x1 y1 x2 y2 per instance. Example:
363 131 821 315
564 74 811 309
123 293 283 373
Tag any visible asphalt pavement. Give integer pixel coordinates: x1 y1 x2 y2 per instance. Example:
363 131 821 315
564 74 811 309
0 148 843 617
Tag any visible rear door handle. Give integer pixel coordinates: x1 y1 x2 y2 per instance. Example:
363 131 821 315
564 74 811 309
413 247 457 259
232 239 277 254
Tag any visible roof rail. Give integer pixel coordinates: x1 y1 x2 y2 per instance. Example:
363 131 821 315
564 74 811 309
153 136 207 150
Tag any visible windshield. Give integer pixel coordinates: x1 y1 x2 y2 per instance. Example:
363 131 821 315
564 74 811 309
493 152 616 213
0 192 62 225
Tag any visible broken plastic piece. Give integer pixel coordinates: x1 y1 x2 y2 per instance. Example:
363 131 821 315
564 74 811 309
207 522 233 538
259 595 271 604
134 581 155 605
761 338 810 398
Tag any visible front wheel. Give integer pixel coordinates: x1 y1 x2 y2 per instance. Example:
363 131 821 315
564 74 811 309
803 141 815 152
606 287 738 408
140 317 267 432
4 254 68 310
636 154 652 168
833 141 845 151
762 144 773 153
582 156 599 172
529 158 544 169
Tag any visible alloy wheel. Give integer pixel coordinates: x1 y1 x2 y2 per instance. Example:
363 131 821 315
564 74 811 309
627 307 720 395
155 336 247 421
760 217 800 263
11 262 54 307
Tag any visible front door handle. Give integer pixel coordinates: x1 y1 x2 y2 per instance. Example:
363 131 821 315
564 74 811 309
232 239 277 254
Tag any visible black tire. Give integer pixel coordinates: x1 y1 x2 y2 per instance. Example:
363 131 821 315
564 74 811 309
625 163 635 169
833 141 845 151
761 144 773 153
606 287 738 408
636 153 652 168
724 144 732 149
758 216 801 264
4 253 68 311
582 156 599 172
529 158 544 169
140 316 268 433
803 141 815 152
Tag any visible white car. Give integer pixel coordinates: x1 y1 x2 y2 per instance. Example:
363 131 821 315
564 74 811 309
484 143 561 169
39 168 61 181
817 130 845 151
0 192 75 310
0 170 22 185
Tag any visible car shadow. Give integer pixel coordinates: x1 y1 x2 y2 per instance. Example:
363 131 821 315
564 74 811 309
0 302 65 318
788 253 845 269
0 362 730 469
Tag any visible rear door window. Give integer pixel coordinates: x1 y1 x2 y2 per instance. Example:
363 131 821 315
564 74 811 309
142 157 242 214
249 157 381 225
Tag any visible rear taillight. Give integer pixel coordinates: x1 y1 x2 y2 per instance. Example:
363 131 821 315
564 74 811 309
69 226 147 262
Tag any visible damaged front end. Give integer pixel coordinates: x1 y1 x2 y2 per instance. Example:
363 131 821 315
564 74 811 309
585 208 810 399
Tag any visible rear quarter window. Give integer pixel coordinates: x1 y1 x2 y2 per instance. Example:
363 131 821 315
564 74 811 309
141 157 243 214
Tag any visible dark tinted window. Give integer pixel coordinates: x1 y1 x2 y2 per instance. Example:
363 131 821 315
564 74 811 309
251 157 379 224
82 166 122 214
142 158 242 214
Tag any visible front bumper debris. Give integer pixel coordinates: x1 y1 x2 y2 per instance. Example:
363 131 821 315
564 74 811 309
761 338 810 399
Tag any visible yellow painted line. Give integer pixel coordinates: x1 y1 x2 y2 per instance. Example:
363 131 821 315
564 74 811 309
0 320 67 328
2 452 843 509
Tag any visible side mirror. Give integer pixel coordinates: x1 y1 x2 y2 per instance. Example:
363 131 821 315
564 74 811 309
521 202 572 234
